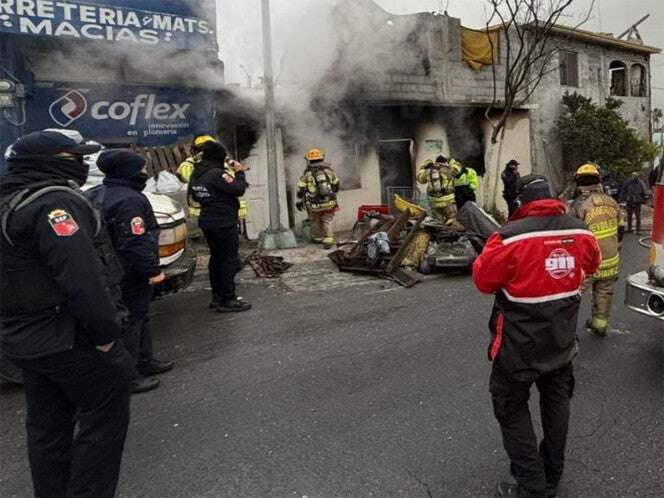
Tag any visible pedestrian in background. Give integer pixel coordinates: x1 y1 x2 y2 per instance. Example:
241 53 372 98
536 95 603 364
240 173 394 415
501 159 520 217
473 174 601 498
0 131 133 498
88 149 174 394
621 171 649 233
191 141 251 312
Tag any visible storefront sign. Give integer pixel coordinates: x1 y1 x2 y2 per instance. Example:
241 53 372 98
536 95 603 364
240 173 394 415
28 82 215 146
0 0 215 48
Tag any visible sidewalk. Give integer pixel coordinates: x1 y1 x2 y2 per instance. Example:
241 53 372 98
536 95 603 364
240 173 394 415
188 236 381 295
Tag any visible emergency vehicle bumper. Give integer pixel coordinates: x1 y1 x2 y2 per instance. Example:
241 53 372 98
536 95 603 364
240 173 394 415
625 271 664 320
155 246 197 298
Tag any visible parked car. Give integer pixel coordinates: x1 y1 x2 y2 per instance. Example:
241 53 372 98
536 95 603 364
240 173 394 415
625 164 664 320
85 147 196 298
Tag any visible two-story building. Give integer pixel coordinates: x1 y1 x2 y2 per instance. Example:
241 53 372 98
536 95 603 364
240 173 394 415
290 0 660 230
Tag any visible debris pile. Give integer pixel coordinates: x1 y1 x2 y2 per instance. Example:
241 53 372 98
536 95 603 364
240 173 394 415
245 250 293 278
329 202 499 287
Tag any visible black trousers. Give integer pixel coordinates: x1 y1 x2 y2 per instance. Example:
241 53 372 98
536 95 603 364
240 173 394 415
505 197 518 218
490 364 575 496
121 277 154 368
15 345 133 498
625 202 642 232
203 227 241 302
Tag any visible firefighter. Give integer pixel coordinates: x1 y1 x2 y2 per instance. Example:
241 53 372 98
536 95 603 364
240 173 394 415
0 131 133 498
569 163 623 337
501 159 520 217
473 175 601 498
88 149 174 394
450 158 479 208
177 134 218 218
620 171 649 233
191 141 251 312
296 149 340 249
417 155 457 223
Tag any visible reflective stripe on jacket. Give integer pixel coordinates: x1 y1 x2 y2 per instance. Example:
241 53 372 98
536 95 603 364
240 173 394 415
417 166 455 208
569 187 622 280
296 164 340 212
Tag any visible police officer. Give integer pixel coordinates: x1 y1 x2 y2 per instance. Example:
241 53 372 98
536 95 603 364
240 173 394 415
88 149 174 393
473 175 601 498
0 131 133 498
191 141 251 312
501 159 520 217
295 149 340 249
569 163 623 337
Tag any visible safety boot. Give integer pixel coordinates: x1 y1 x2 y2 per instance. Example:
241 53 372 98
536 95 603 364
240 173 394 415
138 358 174 377
586 318 608 337
322 237 335 250
496 482 545 498
217 298 252 313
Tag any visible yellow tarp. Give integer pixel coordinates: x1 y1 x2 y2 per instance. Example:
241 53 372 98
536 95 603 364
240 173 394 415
461 27 500 70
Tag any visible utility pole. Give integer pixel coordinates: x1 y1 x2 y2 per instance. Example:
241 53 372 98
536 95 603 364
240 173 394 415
258 0 297 250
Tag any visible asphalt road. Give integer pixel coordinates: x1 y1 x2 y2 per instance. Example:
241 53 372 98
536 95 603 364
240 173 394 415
1 233 662 498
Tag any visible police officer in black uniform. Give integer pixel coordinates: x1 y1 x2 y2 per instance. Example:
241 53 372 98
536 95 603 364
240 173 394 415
88 149 174 393
191 141 251 312
0 131 133 498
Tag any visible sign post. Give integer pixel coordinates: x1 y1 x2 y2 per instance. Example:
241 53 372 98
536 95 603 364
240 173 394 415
258 0 296 250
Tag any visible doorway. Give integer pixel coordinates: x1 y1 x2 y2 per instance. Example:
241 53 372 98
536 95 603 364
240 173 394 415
377 139 414 204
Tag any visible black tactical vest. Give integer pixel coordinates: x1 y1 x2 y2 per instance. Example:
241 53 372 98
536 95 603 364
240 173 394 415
0 182 123 316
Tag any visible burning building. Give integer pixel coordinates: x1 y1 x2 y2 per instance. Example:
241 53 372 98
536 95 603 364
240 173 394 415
281 0 660 232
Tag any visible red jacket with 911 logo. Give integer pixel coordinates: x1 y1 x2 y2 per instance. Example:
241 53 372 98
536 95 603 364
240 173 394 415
473 199 602 381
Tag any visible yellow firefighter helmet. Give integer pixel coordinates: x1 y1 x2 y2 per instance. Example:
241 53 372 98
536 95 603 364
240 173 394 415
449 159 462 174
305 149 325 162
575 163 600 178
193 135 217 147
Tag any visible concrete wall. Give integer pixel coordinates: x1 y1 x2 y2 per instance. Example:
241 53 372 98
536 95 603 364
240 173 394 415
242 130 290 240
529 39 652 191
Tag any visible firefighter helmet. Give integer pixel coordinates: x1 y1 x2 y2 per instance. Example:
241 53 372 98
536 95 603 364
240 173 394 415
575 163 601 178
193 135 217 147
305 149 325 162
449 159 462 174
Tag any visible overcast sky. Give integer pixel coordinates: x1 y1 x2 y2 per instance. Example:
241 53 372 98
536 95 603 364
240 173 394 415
216 0 664 109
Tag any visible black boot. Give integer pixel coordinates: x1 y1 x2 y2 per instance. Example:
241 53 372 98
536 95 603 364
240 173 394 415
496 482 546 498
131 375 160 394
138 358 174 377
209 294 220 309
217 298 252 313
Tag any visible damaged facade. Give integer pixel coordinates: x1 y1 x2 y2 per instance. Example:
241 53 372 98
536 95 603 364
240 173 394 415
288 0 660 232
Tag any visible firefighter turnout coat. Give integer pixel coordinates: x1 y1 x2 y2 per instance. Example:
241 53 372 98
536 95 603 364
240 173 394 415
417 163 455 208
472 199 601 381
569 185 622 280
297 164 340 212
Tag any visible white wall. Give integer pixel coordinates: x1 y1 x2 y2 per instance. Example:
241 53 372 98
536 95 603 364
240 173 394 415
242 130 290 240
479 111 532 217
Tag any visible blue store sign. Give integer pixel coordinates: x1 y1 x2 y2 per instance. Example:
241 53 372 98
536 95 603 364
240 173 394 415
27 83 215 146
0 0 216 49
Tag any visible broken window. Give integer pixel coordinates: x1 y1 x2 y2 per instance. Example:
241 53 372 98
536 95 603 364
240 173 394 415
609 61 628 96
559 51 579 87
630 64 647 97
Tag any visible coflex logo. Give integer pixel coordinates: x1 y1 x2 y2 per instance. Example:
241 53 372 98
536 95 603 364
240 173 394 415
48 91 190 127
545 248 576 280
49 90 88 127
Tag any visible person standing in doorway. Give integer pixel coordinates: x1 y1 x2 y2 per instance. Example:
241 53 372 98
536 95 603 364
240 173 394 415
296 149 340 249
191 141 251 312
473 174 601 498
501 159 520 217
621 171 649 233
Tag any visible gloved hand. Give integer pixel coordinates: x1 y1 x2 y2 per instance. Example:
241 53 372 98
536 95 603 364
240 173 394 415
296 201 305 212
